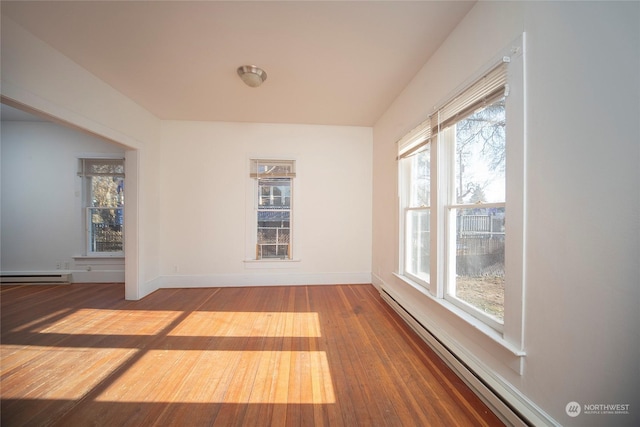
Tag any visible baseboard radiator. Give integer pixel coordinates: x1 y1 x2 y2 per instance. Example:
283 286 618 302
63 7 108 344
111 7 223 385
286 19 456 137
0 273 71 284
379 288 533 427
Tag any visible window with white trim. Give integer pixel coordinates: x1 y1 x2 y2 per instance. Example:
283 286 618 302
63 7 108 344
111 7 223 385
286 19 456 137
398 121 432 287
398 39 524 335
250 159 295 260
79 158 124 256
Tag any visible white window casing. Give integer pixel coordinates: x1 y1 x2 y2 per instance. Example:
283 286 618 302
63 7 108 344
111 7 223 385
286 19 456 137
247 159 296 262
397 34 526 358
79 158 125 257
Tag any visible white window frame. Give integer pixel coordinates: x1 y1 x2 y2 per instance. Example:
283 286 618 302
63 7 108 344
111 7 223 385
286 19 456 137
440 124 506 332
246 158 297 262
399 146 432 289
397 35 525 350
79 158 125 257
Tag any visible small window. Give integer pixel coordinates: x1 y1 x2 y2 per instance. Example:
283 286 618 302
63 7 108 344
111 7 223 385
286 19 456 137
250 159 295 260
80 159 124 255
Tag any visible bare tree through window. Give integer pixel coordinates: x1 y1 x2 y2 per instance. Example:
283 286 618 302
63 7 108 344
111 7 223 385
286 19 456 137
452 99 506 321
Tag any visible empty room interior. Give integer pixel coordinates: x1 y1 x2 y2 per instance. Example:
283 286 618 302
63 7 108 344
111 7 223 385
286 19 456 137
1 1 638 426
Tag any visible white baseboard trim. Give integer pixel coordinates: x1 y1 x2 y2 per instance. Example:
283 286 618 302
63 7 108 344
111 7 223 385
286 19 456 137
153 271 372 289
374 273 558 427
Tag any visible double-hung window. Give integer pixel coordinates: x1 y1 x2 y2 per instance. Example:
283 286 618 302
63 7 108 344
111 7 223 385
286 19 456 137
398 37 524 338
398 119 432 287
437 62 508 330
80 158 125 256
250 159 295 260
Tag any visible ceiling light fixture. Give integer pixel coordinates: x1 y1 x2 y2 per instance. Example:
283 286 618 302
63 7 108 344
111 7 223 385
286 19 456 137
237 65 267 88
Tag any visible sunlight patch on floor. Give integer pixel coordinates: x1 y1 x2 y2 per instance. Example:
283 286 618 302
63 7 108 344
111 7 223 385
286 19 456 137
94 350 335 404
38 309 183 335
1 346 134 399
168 312 321 338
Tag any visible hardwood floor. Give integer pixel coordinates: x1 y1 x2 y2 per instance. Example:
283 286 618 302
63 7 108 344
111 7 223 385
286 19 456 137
1 283 503 426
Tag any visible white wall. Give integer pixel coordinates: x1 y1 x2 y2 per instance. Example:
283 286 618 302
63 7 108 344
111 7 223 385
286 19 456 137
156 121 372 287
1 15 162 298
1 121 126 280
372 2 639 426
1 14 373 296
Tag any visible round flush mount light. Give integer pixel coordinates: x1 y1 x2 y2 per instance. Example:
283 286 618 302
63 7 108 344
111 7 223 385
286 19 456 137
237 65 267 88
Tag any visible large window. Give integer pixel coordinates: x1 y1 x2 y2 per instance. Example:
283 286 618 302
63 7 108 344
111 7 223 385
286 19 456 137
443 95 506 330
250 159 295 260
398 41 524 336
80 158 124 255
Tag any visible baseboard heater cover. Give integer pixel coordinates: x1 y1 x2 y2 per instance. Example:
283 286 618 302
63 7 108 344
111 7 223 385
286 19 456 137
379 288 537 427
1 274 71 284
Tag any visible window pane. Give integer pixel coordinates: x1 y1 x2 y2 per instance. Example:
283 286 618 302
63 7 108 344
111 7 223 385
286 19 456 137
455 98 505 204
408 147 430 208
452 206 505 321
257 177 291 259
405 209 430 282
87 168 124 254
89 207 123 252
259 178 290 208
91 176 124 208
258 211 290 228
259 244 289 259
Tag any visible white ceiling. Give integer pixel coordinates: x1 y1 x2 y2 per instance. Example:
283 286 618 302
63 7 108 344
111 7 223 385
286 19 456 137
1 1 474 126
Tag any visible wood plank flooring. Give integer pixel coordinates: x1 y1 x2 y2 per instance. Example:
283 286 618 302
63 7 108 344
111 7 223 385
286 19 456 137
1 283 503 426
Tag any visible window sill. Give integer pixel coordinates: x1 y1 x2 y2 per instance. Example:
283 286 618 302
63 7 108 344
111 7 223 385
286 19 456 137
74 255 125 260
393 272 525 358
243 259 302 269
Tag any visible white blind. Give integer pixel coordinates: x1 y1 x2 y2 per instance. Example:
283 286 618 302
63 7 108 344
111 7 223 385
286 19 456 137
396 117 431 159
397 59 508 161
431 60 508 133
80 158 124 177
250 159 296 178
